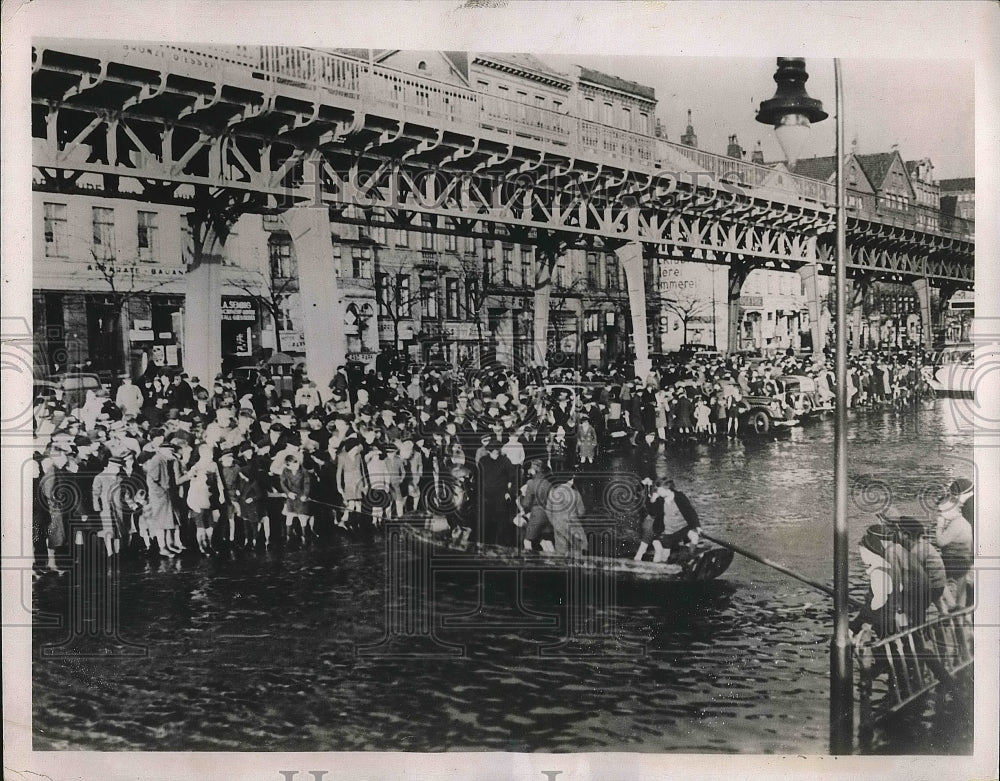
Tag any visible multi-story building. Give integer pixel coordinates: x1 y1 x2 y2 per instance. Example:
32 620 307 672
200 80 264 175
33 187 271 378
734 269 809 354
939 177 975 221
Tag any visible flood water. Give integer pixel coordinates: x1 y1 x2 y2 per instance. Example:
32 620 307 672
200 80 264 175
32 402 974 753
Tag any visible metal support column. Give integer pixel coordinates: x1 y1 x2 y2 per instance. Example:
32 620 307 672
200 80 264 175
829 57 854 756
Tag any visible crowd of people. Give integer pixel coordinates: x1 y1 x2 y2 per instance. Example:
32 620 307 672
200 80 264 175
851 477 975 649
29 346 950 579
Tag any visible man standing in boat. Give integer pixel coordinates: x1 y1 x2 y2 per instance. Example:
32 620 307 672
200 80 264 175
634 479 702 563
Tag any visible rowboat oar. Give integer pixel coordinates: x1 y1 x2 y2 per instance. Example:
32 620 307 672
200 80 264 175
699 530 863 609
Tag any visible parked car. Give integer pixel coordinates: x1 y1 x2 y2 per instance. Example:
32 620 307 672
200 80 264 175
46 372 103 410
778 374 833 416
739 392 800 435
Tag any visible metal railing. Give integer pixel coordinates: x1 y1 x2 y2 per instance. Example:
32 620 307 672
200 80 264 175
55 42 975 241
855 603 974 748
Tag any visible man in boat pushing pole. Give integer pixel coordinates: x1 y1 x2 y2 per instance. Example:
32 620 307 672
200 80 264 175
634 478 702 563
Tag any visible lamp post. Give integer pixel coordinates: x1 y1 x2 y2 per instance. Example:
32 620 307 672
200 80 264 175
757 57 852 754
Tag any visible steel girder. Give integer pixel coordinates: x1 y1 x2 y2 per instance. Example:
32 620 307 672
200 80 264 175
31 42 973 289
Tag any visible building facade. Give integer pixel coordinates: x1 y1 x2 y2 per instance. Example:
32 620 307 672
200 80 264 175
33 188 270 379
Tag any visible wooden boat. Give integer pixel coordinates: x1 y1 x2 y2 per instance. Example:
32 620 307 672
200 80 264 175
401 522 735 583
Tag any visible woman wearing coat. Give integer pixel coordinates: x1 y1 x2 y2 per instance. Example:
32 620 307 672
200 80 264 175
142 442 182 556
336 437 365 528
545 475 588 557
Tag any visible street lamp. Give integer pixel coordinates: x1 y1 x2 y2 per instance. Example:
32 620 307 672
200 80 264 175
757 57 853 755
756 58 829 167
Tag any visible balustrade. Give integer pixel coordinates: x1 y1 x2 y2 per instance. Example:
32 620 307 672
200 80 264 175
62 42 976 242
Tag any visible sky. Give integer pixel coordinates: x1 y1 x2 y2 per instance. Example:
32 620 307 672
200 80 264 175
545 55 975 180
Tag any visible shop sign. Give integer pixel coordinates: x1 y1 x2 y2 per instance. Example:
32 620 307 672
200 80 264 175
281 331 306 352
221 296 257 322
128 329 155 342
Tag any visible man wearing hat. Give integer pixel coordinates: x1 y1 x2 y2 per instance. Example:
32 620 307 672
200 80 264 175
936 489 973 611
217 446 243 547
851 524 906 640
894 516 948 619
93 454 133 557
477 438 515 546
947 478 974 526
142 439 183 556
115 375 144 418
236 440 270 548
189 376 207 400
295 380 321 417
169 372 195 412
336 437 365 529
576 415 598 466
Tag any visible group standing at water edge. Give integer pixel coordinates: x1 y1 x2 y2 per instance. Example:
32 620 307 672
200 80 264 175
852 477 975 648
31 345 949 577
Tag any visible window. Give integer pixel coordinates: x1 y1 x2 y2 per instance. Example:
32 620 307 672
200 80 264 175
483 242 495 283
603 102 613 124
465 278 479 320
137 211 158 261
464 235 476 254
422 216 435 250
554 261 566 287
269 239 296 279
583 97 595 120
370 221 387 245
377 272 392 318
397 274 412 318
477 80 489 91
446 231 457 252
395 228 409 247
553 100 563 113
586 252 599 286
445 278 460 319
520 247 533 287
417 60 427 71
605 254 619 290
622 106 631 130
502 246 513 285
638 112 649 135
43 202 67 257
352 245 373 278
92 206 115 256
420 277 438 320
277 301 295 331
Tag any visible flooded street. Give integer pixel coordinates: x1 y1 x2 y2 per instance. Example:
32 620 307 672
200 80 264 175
32 402 974 753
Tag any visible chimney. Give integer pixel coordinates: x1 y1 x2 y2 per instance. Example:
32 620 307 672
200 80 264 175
751 140 765 164
726 134 744 160
680 109 698 148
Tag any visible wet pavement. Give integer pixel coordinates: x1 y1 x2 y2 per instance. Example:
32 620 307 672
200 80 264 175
32 401 974 753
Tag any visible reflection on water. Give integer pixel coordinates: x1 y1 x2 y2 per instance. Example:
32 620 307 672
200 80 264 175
33 404 973 753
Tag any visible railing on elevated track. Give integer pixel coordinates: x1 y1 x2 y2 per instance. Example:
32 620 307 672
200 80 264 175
51 42 976 242
855 603 975 749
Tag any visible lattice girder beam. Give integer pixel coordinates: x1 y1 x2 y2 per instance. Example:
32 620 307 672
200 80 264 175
32 75 971 283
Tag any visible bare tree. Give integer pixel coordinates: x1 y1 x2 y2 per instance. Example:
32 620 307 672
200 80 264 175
375 270 420 356
233 269 298 354
549 274 589 362
88 250 174 375
454 252 491 368
663 293 710 346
